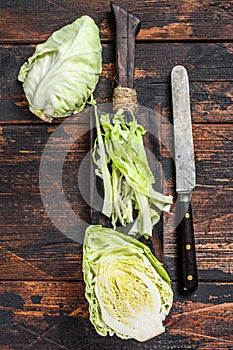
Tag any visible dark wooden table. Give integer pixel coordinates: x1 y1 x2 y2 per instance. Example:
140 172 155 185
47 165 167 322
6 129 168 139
0 1 232 349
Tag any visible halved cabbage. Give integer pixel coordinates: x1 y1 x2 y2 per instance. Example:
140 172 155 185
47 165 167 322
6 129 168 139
83 225 173 342
18 16 102 122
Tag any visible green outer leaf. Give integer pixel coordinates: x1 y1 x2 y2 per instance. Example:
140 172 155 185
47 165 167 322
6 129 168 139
18 16 102 122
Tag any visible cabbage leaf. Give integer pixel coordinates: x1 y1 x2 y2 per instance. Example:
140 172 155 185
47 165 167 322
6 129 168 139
18 16 102 122
83 225 173 342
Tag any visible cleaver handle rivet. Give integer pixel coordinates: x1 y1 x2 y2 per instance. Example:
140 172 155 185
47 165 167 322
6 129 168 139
185 212 190 219
186 244 191 250
187 275 193 281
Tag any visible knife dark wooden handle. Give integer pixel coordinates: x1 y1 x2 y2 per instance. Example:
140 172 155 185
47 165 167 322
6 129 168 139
111 2 140 88
177 200 198 293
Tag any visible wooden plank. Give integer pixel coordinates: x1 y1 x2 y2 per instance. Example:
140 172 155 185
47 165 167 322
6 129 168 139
0 0 233 43
137 81 233 124
0 122 88 280
1 43 233 124
0 123 232 281
0 281 232 349
133 42 233 83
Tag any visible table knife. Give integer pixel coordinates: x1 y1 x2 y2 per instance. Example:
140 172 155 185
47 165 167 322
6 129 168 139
171 65 198 293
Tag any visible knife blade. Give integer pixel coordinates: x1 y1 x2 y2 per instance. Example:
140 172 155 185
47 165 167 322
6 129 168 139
171 65 198 293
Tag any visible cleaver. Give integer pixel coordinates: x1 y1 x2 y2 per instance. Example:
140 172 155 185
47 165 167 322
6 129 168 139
171 65 198 293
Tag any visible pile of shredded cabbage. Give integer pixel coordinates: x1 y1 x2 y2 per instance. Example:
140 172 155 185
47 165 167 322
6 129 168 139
93 107 173 237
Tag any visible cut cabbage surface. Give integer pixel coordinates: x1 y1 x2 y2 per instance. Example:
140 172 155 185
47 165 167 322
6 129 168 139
83 225 173 342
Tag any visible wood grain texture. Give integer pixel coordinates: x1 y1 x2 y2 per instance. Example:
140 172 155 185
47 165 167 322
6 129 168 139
0 281 232 349
0 0 232 348
0 0 233 43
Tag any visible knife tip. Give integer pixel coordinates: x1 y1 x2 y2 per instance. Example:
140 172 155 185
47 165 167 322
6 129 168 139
171 65 189 84
172 65 186 72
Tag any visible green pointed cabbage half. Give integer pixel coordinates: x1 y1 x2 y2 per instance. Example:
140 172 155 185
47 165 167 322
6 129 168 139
18 16 102 122
83 225 173 342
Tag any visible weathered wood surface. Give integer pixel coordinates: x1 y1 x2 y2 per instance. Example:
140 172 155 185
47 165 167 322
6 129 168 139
0 0 232 349
0 281 232 349
0 0 233 43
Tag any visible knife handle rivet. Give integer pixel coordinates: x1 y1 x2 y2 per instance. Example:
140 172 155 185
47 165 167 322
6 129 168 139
187 275 193 281
185 213 190 219
186 244 191 250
